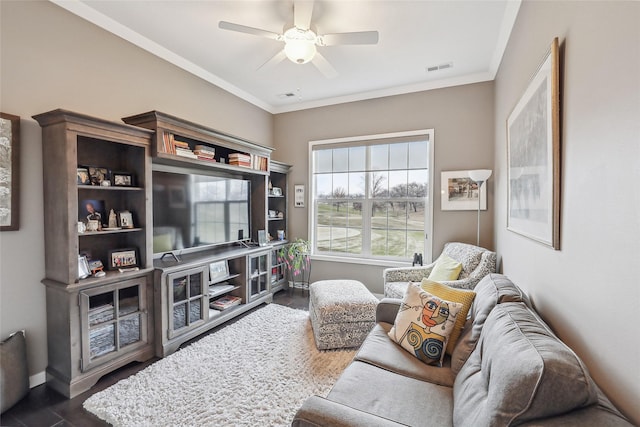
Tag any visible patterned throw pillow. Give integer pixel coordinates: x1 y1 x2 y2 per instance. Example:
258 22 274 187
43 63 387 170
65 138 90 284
421 279 476 355
388 283 463 366
428 254 463 281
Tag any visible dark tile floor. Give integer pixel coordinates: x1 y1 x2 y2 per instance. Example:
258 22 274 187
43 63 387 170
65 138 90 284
1 289 309 427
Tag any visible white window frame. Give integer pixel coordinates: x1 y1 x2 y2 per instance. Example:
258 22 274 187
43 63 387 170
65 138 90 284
308 129 434 266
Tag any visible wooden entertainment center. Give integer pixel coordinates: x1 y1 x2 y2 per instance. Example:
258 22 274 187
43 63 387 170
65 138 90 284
34 109 291 398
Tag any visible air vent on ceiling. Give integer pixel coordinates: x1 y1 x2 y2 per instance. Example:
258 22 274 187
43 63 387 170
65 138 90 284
426 62 453 73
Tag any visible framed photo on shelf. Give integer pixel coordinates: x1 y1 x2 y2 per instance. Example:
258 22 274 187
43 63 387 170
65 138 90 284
113 172 134 187
79 199 106 225
441 170 487 211
107 248 138 270
0 112 20 231
78 255 91 279
507 37 561 250
270 187 282 197
77 167 90 185
88 166 110 186
118 210 134 228
258 229 267 246
209 260 229 281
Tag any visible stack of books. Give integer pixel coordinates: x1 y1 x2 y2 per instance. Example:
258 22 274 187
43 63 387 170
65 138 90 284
174 140 198 159
194 144 216 162
228 153 251 168
252 155 268 171
210 295 242 310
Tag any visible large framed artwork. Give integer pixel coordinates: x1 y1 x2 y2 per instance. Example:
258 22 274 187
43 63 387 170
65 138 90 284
507 37 561 249
0 113 20 231
441 170 487 211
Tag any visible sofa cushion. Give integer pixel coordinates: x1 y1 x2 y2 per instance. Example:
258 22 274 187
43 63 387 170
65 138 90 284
428 254 462 281
328 360 454 427
356 324 456 387
1 330 29 413
388 283 463 366
450 273 528 374
442 242 485 279
453 303 599 426
421 279 476 355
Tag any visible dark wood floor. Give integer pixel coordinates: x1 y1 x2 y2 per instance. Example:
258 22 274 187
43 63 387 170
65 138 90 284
1 289 309 427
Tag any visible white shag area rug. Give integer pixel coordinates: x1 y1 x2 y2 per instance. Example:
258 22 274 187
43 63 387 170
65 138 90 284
83 303 357 426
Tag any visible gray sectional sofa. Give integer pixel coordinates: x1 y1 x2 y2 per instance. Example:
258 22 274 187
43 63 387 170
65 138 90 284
292 274 632 426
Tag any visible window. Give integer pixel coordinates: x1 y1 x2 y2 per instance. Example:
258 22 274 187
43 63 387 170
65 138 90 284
310 130 433 263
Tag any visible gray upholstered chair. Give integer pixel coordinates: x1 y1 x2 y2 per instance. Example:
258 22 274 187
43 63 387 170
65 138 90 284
383 242 497 298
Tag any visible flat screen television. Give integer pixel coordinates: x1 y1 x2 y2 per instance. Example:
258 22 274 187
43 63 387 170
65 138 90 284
152 168 251 255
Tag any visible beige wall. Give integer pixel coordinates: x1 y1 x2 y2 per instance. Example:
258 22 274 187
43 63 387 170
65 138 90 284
494 1 639 423
0 1 272 381
273 82 496 293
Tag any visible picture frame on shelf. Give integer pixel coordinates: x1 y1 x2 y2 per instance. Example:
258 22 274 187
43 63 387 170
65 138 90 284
118 210 134 228
507 37 561 250
209 260 229 281
270 187 282 197
0 112 20 231
107 248 138 270
79 199 106 226
77 167 90 185
113 172 134 187
258 229 267 246
440 171 487 211
78 255 91 279
88 166 110 186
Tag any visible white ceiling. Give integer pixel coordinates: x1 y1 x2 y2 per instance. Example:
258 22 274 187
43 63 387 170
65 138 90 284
52 0 521 114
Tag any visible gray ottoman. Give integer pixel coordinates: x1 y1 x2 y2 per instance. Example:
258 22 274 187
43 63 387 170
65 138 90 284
309 280 378 350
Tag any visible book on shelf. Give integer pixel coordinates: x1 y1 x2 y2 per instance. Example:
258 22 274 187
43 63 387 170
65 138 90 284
210 295 242 310
194 145 215 156
208 283 235 296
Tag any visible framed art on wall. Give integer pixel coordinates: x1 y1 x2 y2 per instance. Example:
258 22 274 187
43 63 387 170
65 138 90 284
441 170 487 211
507 37 561 249
0 113 20 231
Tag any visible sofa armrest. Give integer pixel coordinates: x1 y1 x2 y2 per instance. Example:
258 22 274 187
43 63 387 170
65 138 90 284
292 395 406 427
383 264 435 283
376 298 402 324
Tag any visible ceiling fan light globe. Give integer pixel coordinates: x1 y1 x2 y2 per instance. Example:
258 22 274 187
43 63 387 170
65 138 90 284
284 39 316 64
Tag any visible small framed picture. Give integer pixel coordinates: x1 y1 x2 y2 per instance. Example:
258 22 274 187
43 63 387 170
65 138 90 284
271 187 282 197
107 248 138 270
77 167 90 185
88 166 110 186
119 210 134 228
79 199 106 226
209 260 229 281
258 229 267 246
440 170 487 211
113 172 134 187
78 255 91 279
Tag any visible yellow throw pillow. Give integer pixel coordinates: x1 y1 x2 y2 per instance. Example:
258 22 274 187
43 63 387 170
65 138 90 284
388 283 463 366
421 279 476 355
428 254 463 281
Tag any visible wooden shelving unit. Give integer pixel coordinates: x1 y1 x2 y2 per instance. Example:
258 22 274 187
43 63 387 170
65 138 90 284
33 109 155 398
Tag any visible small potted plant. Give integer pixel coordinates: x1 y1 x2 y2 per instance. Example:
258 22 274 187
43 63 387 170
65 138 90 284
278 238 311 289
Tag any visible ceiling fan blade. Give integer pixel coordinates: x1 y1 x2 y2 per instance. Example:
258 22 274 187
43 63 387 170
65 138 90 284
257 50 287 71
293 0 314 30
218 21 281 40
312 52 338 79
320 31 379 46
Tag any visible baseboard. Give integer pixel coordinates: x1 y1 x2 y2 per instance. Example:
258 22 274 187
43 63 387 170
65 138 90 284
29 371 46 388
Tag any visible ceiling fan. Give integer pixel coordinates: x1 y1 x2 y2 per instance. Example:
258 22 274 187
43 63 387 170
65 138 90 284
218 0 379 78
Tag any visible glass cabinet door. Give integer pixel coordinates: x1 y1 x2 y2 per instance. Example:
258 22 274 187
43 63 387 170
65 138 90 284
168 267 207 338
249 252 270 302
80 276 148 372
